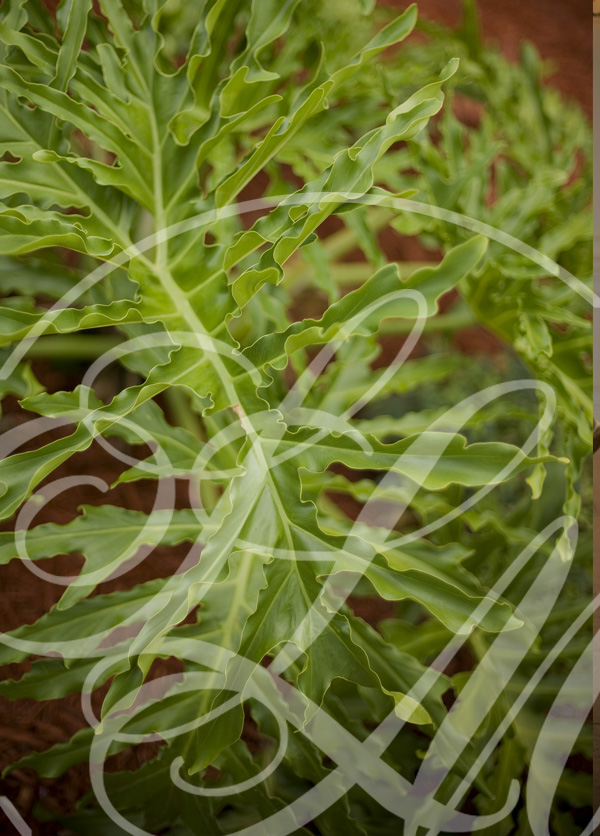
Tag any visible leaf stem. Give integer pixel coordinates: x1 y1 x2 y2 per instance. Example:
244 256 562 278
164 387 218 511
22 334 121 359
285 259 436 291
164 386 206 442
379 305 476 335
283 207 397 288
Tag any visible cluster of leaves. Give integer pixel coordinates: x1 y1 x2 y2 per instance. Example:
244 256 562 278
0 1 592 834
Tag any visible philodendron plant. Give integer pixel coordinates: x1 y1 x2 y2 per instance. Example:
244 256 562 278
0 0 592 834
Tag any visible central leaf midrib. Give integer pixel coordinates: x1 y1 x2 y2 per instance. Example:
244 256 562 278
4 519 204 548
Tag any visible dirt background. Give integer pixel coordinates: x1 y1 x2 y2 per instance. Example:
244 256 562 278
0 1 592 833
387 0 592 116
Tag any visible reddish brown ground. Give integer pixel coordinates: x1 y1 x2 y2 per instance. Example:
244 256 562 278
0 2 592 833
384 0 591 116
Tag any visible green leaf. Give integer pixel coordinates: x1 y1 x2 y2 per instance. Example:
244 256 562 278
0 3 591 829
0 579 177 666
0 654 127 701
244 237 488 368
0 506 205 608
53 0 93 91
0 206 118 257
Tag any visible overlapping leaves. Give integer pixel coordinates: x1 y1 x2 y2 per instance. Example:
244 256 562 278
0 1 592 834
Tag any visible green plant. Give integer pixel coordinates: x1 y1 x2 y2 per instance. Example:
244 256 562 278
0 1 592 834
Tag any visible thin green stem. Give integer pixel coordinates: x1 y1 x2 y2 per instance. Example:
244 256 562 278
324 208 396 260
164 387 220 512
379 306 476 335
285 259 435 292
283 207 397 289
164 386 206 442
22 334 121 359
